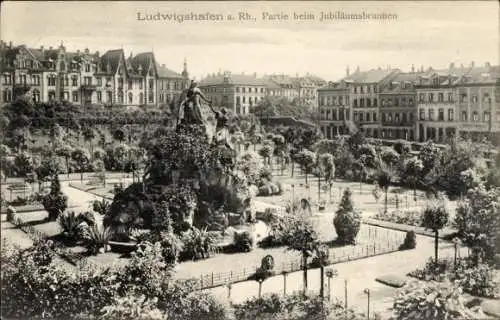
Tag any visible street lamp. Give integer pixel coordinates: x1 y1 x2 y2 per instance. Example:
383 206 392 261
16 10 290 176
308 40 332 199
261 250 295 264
364 288 371 320
325 267 338 301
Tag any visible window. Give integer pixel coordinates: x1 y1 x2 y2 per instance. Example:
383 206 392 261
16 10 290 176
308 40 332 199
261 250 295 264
242 96 246 103
167 94 172 102
461 111 467 121
460 93 467 102
236 87 240 93
472 111 479 122
139 93 143 104
32 89 40 102
72 91 78 102
139 81 143 90
420 109 425 120
373 112 377 122
388 113 393 122
48 75 56 86
381 113 386 122
359 112 364 122
242 87 246 93
360 86 364 94
402 113 407 123
438 92 444 102
118 92 124 104
394 98 399 106
472 95 477 103
128 92 133 104
445 109 453 121
484 111 490 122
85 64 90 72
3 74 12 85
353 112 358 121
395 113 400 123
31 75 40 85
419 93 425 102
261 88 265 93
448 93 453 102
107 91 112 103
360 98 365 108
367 99 371 107
149 79 154 90
373 99 377 107
148 93 154 103
409 98 414 105
438 108 444 121
72 77 78 87
339 96 344 105
428 93 434 102
483 92 491 103
428 109 434 121
63 92 69 101
236 96 241 105
366 112 371 122
401 97 406 106
84 77 92 86
97 91 102 102
353 99 358 107
249 97 253 106
128 80 132 90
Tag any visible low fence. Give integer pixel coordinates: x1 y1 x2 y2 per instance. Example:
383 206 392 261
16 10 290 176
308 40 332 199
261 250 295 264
197 229 404 290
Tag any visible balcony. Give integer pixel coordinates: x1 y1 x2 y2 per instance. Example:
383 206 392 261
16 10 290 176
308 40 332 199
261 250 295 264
417 102 455 108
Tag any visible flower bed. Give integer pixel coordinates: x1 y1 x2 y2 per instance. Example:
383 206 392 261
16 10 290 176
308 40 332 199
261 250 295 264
374 209 423 227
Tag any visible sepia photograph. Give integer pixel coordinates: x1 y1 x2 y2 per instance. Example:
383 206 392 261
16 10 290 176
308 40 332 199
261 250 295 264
0 1 499 319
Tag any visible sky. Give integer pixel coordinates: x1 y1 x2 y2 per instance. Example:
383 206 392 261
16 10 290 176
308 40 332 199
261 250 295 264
1 1 499 81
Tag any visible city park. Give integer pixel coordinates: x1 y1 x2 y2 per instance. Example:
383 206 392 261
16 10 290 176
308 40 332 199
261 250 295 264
0 92 499 320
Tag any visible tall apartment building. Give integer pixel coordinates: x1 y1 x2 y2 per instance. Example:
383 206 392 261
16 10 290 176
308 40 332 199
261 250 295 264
157 59 189 106
199 71 268 115
317 81 350 138
0 41 187 107
379 69 423 140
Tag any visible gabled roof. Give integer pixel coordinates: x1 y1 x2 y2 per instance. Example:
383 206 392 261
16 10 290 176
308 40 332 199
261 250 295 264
156 63 183 79
130 52 156 77
380 72 425 94
342 68 400 83
98 49 124 75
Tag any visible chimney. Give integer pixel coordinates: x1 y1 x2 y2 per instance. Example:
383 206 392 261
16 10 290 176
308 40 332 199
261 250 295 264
84 48 89 54
95 51 99 57
449 62 455 69
470 61 475 67
346 65 350 76
485 62 491 69
49 46 53 50
161 64 165 68
411 64 415 72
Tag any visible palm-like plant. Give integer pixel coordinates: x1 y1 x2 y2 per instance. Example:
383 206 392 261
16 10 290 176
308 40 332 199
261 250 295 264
92 198 111 215
83 224 113 255
376 161 397 214
58 211 95 245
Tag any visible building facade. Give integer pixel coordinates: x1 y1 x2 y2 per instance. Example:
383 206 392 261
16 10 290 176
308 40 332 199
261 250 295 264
199 72 268 115
317 81 350 138
379 71 422 140
0 41 186 108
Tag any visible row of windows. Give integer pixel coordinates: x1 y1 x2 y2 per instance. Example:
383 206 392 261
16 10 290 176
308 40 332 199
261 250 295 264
319 109 349 121
380 112 414 124
159 80 183 91
353 111 378 122
418 108 455 121
235 87 266 94
418 92 454 103
318 95 348 106
380 97 414 107
353 98 378 108
236 96 264 105
353 85 377 94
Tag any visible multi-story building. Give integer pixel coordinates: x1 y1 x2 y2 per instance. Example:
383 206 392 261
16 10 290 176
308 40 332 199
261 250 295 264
157 59 189 106
344 67 400 138
456 63 500 139
415 64 471 142
264 74 299 101
199 71 268 115
0 41 186 108
317 81 350 138
293 75 327 108
379 70 423 140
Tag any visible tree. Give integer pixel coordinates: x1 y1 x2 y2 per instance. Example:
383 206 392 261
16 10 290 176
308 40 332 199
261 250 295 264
13 152 34 178
112 128 126 142
71 147 90 183
376 162 396 214
258 141 274 169
35 156 60 191
333 188 361 244
82 128 96 160
42 175 68 220
454 186 500 264
295 149 317 184
318 153 335 203
55 144 74 179
380 147 400 167
402 157 424 201
282 216 320 293
422 197 449 263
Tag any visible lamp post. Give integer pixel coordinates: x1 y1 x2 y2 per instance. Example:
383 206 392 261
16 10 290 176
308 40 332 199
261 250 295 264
282 271 288 296
364 288 371 320
325 268 338 301
344 279 348 309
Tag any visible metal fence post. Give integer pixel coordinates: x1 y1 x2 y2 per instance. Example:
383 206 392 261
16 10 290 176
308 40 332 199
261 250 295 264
211 272 214 287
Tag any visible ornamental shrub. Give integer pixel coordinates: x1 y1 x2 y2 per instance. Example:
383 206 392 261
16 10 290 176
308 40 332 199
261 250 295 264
333 188 361 245
399 231 417 250
393 280 487 320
